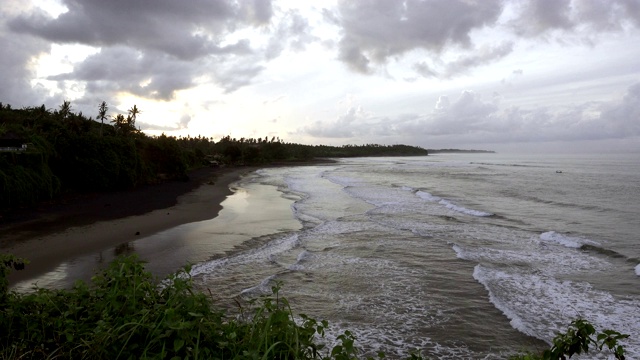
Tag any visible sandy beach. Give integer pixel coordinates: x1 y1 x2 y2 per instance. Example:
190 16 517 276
1 166 256 286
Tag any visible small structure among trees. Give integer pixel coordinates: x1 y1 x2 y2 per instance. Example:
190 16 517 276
0 132 28 152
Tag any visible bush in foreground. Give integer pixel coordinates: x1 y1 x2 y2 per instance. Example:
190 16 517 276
509 318 629 360
0 254 629 359
0 254 366 359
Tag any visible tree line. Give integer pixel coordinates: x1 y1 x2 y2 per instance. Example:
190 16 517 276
0 101 428 211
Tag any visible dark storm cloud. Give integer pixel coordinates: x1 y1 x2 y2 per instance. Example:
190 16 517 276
514 0 573 35
335 0 504 73
513 0 640 35
4 0 640 131
9 0 267 60
333 0 640 76
48 46 197 100
0 31 51 107
6 0 273 105
241 0 274 25
0 7 56 107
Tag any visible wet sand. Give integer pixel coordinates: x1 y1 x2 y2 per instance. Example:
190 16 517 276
16 177 303 291
2 159 335 289
2 166 254 287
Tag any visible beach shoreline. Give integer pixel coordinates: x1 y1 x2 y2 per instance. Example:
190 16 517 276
2 165 257 285
2 158 337 287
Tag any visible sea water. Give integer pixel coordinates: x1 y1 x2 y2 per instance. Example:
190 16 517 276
191 154 640 359
11 153 638 358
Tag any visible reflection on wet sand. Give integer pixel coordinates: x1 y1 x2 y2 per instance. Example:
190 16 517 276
11 180 300 292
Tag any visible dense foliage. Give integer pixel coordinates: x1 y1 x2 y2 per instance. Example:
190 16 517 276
0 254 630 360
0 254 384 360
0 101 428 210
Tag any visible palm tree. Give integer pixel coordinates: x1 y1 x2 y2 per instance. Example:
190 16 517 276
112 114 126 134
128 105 141 125
98 101 109 136
58 100 71 120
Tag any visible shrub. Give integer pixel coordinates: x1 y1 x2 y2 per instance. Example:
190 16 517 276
510 318 629 360
0 255 371 359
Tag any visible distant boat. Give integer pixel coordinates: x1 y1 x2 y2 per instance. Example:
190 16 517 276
556 170 563 173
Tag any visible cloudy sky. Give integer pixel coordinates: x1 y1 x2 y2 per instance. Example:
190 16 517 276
2 0 640 153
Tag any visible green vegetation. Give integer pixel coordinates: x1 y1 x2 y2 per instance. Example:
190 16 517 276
0 254 379 360
0 101 428 211
509 319 629 360
0 254 630 360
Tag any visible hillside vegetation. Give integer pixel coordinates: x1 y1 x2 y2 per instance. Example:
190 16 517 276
0 101 428 211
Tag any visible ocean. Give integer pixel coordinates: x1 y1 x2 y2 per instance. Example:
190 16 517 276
13 153 640 358
188 153 640 359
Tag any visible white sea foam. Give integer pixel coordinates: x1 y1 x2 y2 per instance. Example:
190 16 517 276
343 185 408 207
190 233 300 277
416 190 440 202
287 250 312 271
321 322 478 360
473 264 640 358
636 264 640 276
323 174 362 187
296 249 311 262
240 275 277 296
283 174 313 195
437 198 493 217
454 241 610 275
415 191 493 217
539 231 598 248
285 170 370 223
451 244 465 259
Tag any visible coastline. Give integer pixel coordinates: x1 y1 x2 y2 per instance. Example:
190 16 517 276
2 166 255 286
2 158 337 287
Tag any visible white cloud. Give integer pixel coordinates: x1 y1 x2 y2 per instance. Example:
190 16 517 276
300 82 640 148
1 0 640 152
302 106 370 138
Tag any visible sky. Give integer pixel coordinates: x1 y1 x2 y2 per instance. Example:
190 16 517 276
1 0 640 153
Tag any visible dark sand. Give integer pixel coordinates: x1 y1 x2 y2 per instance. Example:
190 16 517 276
1 166 255 285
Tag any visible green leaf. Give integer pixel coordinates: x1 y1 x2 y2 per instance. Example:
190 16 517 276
174 338 185 352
